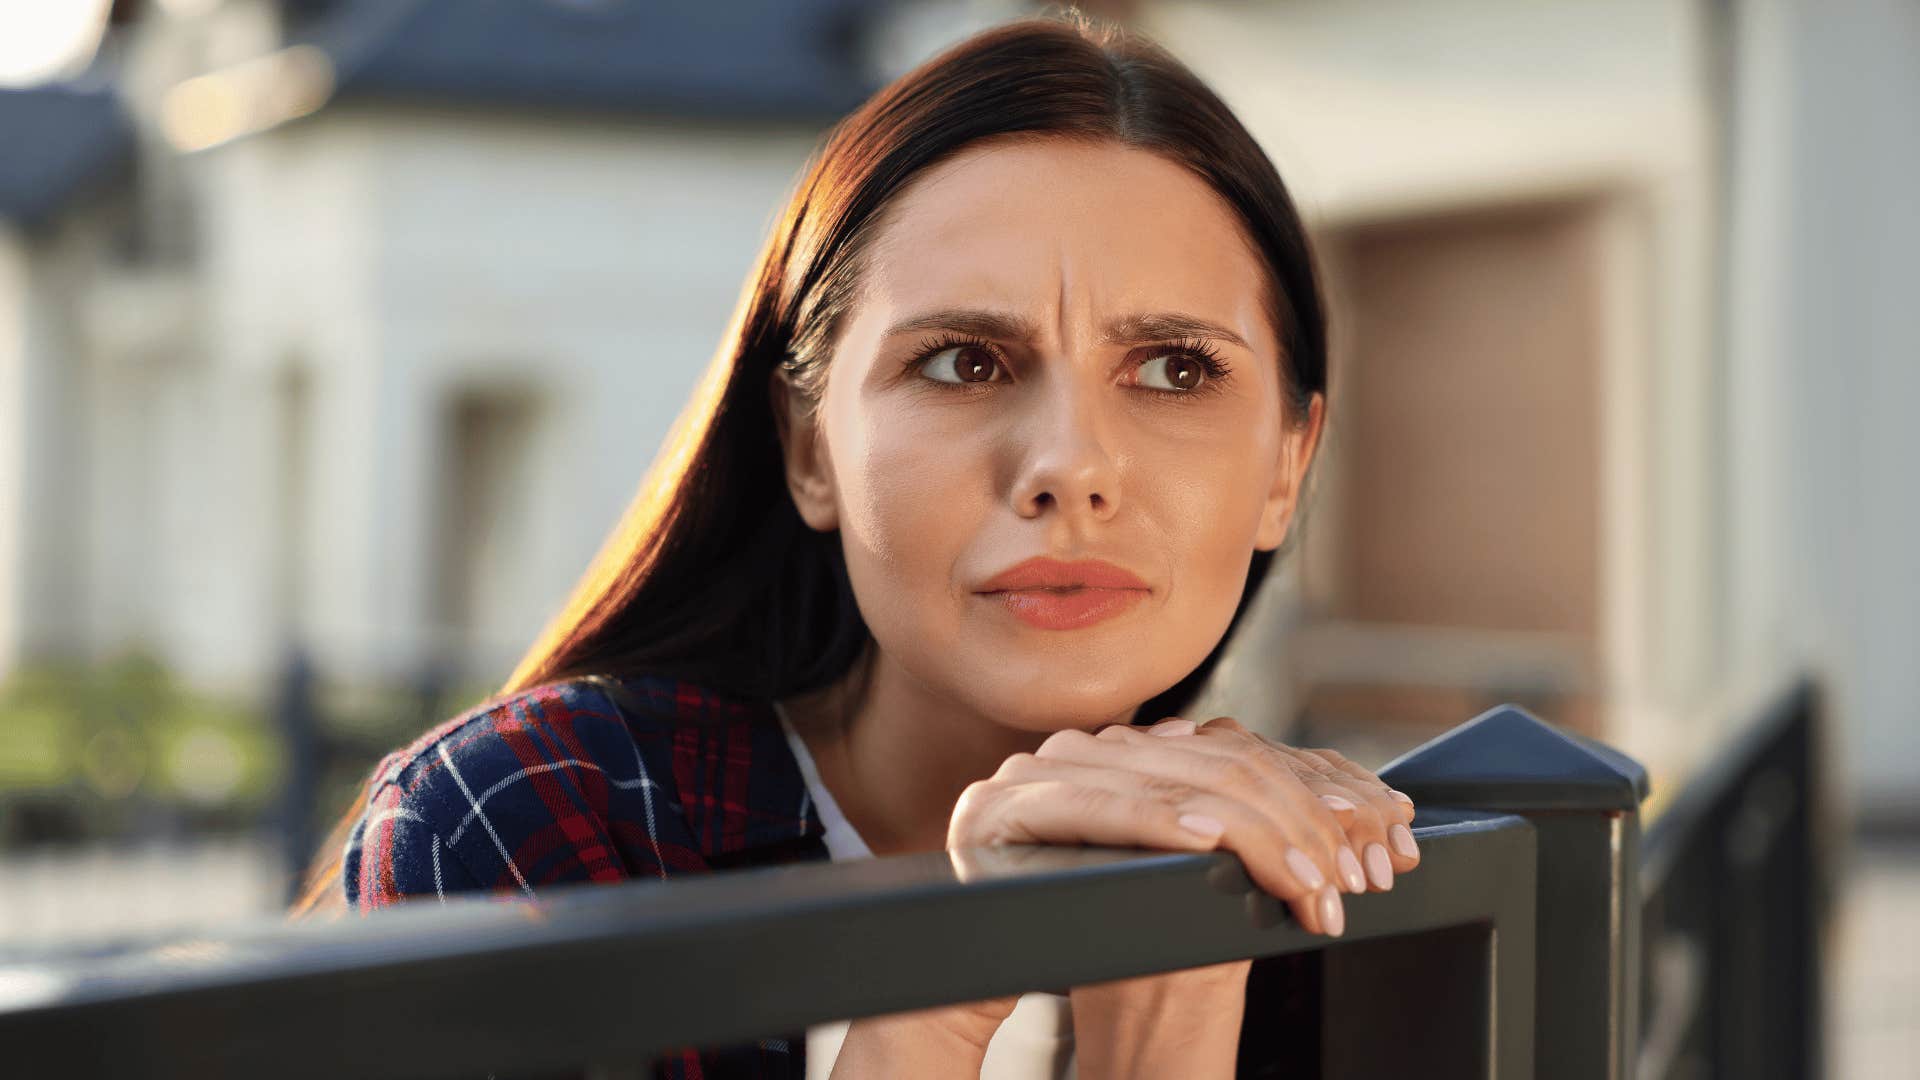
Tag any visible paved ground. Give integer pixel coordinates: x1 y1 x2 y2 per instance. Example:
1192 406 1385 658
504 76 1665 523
1831 838 1920 1078
0 833 287 952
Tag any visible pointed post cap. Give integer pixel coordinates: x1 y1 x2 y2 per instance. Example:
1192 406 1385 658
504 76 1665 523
1378 704 1650 812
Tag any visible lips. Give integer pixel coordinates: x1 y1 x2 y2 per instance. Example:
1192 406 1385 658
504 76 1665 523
975 557 1151 630
976 557 1151 593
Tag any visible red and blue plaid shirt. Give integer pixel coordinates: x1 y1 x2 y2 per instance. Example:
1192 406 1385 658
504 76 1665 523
345 672 830 1079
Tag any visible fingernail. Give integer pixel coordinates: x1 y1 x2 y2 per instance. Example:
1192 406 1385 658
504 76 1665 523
1389 823 1420 859
1364 843 1394 890
1284 848 1327 892
1179 813 1226 839
1317 886 1345 937
1320 794 1357 812
1152 719 1197 737
1388 789 1415 807
1335 846 1366 893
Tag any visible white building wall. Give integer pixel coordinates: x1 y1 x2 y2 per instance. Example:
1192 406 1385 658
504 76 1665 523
360 109 821 682
1731 0 1920 812
4 219 99 668
176 113 384 689
0 224 26 676
173 105 820 687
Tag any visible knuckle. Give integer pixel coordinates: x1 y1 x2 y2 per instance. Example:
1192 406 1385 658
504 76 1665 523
1037 728 1095 758
1352 802 1389 834
1306 818 1346 854
995 752 1042 781
964 778 1002 804
950 782 990 825
1205 756 1263 792
1140 775 1201 804
1072 784 1118 815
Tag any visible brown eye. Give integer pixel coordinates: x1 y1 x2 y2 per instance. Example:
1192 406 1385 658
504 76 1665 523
923 344 1003 384
1139 353 1205 391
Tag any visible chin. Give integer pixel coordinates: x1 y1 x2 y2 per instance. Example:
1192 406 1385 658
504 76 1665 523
959 670 1179 733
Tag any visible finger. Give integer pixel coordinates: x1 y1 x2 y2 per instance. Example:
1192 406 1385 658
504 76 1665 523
954 773 1239 858
1298 747 1421 871
1152 720 1363 879
996 750 1343 925
1049 725 1347 879
1184 723 1416 885
1299 747 1417 824
1037 726 1350 902
1193 719 1411 822
1267 752 1401 890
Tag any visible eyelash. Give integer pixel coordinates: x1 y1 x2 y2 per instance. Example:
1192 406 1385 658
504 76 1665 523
903 333 1233 397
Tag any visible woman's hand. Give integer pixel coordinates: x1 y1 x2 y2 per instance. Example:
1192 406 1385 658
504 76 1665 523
949 714 1421 937
931 714 1419 1078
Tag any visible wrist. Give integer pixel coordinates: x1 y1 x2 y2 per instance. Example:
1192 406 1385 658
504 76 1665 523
1074 1008 1243 1080
1070 969 1248 1080
830 1009 996 1079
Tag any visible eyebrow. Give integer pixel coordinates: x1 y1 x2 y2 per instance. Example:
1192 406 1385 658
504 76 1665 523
883 307 1252 351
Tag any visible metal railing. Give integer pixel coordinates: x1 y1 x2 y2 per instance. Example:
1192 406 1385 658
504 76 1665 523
1636 679 1826 1080
0 680 1824 1079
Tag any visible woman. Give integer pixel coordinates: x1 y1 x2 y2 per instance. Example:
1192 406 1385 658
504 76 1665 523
291 11 1421 1079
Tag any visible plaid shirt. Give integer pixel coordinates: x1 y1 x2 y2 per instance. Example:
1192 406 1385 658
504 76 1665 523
345 672 830 1079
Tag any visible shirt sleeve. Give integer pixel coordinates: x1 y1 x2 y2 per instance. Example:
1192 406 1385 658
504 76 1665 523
343 678 669 909
343 765 489 910
339 679 806 1079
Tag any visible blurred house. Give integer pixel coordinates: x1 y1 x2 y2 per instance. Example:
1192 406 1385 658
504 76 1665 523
0 0 896 693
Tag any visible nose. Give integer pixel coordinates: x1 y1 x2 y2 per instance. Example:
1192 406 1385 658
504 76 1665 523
1009 378 1121 523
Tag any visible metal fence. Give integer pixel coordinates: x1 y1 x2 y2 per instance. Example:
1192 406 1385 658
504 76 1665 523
0 679 1825 1079
1636 679 1827 1080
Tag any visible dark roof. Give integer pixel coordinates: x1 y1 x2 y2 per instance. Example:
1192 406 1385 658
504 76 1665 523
0 84 133 226
291 0 888 121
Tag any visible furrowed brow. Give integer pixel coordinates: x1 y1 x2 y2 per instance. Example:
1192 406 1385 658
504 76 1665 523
884 307 1249 350
883 308 1039 342
1100 311 1250 350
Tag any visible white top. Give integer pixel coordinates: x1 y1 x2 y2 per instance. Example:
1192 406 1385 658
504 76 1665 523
773 702 1077 1080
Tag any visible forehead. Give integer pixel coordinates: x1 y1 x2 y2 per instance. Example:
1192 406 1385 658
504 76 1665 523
860 137 1273 348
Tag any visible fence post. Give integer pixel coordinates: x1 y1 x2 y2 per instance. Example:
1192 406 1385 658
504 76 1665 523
272 644 319 905
1380 705 1650 1080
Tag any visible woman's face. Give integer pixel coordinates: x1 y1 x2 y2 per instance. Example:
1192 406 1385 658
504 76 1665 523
778 136 1323 731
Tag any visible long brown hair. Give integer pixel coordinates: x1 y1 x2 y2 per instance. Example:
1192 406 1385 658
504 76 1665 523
290 9 1329 919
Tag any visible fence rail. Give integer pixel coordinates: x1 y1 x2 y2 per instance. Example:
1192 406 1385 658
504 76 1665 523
1637 678 1825 1080
0 679 1824 1079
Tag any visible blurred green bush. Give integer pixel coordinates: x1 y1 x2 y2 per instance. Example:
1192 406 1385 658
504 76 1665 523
0 651 499 847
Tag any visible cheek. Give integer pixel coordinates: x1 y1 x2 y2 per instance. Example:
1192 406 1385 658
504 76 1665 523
830 397 985 614
1145 425 1276 603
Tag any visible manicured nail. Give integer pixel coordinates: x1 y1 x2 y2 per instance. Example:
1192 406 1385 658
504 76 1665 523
1317 886 1345 937
1284 848 1327 892
1335 846 1366 893
1179 813 1226 839
1364 843 1394 890
1152 719 1197 737
1389 823 1420 859
1320 794 1357 813
1388 789 1415 807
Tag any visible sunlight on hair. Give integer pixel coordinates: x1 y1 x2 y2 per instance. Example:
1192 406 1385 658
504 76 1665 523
504 288 747 694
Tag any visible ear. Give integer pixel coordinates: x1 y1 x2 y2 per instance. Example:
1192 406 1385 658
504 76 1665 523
769 367 840 532
1254 392 1326 551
